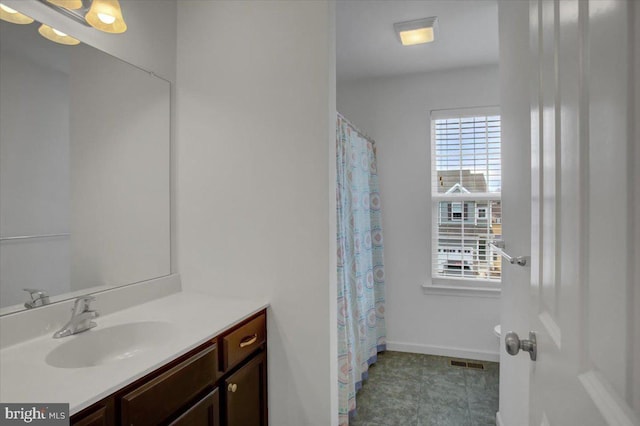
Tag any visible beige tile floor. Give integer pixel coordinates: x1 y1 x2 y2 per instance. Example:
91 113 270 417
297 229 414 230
351 351 499 426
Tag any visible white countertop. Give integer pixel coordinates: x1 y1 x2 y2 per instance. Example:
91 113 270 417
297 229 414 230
0 291 269 414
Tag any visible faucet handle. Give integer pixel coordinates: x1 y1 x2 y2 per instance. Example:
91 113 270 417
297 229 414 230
23 288 50 308
24 288 48 299
72 295 96 314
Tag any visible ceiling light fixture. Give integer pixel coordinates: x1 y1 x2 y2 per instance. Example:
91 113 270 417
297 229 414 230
0 3 35 24
38 23 81 45
393 17 438 46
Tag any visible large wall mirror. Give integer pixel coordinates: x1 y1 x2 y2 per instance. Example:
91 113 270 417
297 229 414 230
0 18 171 315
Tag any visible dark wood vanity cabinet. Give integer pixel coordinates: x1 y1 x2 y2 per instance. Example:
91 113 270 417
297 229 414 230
70 310 267 426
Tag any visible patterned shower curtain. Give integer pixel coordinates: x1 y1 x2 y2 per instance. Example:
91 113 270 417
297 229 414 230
337 114 386 426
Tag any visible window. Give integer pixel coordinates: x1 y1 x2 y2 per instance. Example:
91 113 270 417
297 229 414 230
431 107 501 283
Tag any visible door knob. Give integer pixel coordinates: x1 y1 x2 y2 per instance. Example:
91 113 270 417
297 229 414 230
228 383 238 393
505 331 537 361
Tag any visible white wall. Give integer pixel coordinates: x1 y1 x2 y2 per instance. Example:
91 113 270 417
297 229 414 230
176 1 336 425
497 1 531 424
337 65 501 361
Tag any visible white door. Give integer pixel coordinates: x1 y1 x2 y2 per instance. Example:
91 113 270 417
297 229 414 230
524 0 640 425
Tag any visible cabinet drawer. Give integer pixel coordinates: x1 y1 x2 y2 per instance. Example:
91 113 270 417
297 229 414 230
121 344 217 426
222 313 266 371
169 388 220 426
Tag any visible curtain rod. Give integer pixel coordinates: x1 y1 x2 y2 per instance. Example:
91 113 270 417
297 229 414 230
337 111 376 145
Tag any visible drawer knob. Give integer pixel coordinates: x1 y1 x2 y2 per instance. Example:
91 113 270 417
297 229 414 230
239 334 258 348
228 383 238 393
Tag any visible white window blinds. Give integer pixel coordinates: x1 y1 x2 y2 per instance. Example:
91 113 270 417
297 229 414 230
431 110 501 282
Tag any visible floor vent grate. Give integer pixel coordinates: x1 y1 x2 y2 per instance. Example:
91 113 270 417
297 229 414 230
449 360 485 370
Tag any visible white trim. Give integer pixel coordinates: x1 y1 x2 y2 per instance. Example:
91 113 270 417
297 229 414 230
476 206 488 225
386 340 500 362
445 183 471 194
430 105 501 119
496 411 505 426
433 193 502 201
578 370 639 426
422 283 501 298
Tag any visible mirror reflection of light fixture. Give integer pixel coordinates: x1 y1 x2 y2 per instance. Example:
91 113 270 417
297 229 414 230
0 3 35 24
393 17 438 46
85 0 126 34
46 0 83 10
38 23 81 45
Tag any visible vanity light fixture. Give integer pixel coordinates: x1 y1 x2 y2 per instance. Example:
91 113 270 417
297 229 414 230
393 16 438 46
38 23 81 45
39 0 127 34
0 3 35 24
85 0 126 33
46 0 82 10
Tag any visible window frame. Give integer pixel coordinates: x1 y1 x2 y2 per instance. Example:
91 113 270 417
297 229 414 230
424 106 501 295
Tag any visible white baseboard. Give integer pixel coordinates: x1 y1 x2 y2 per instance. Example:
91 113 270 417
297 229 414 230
386 340 500 363
496 411 504 426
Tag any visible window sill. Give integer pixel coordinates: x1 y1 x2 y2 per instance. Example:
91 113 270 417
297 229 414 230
421 283 501 298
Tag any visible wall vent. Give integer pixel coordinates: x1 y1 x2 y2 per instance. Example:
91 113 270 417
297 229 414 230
467 362 485 370
449 360 485 370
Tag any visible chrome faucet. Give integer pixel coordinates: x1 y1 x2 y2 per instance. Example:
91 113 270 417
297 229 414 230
53 296 99 338
23 288 50 309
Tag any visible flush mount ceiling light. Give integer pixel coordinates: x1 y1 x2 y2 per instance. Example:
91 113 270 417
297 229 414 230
0 3 35 24
393 16 438 46
38 23 81 45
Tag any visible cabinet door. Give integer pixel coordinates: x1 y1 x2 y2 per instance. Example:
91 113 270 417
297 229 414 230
169 388 220 426
71 405 108 426
224 351 267 426
71 400 114 426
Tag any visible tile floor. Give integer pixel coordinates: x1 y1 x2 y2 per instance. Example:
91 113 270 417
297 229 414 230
351 351 499 426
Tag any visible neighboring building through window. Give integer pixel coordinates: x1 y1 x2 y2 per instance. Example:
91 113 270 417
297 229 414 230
431 108 501 282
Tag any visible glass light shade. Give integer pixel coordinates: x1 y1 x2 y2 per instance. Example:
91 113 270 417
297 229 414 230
0 3 35 24
46 0 83 10
398 28 435 46
38 24 80 45
85 0 126 34
393 17 438 46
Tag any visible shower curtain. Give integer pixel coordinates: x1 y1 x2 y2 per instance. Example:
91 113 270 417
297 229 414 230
337 113 386 426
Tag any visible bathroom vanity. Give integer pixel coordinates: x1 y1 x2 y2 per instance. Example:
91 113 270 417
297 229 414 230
0 291 269 426
72 310 267 426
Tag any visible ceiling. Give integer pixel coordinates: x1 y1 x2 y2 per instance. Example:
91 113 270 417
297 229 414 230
336 0 499 83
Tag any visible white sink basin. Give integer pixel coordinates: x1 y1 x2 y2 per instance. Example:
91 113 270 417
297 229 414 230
45 321 174 368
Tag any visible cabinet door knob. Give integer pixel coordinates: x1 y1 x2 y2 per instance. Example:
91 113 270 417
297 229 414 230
228 383 238 393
